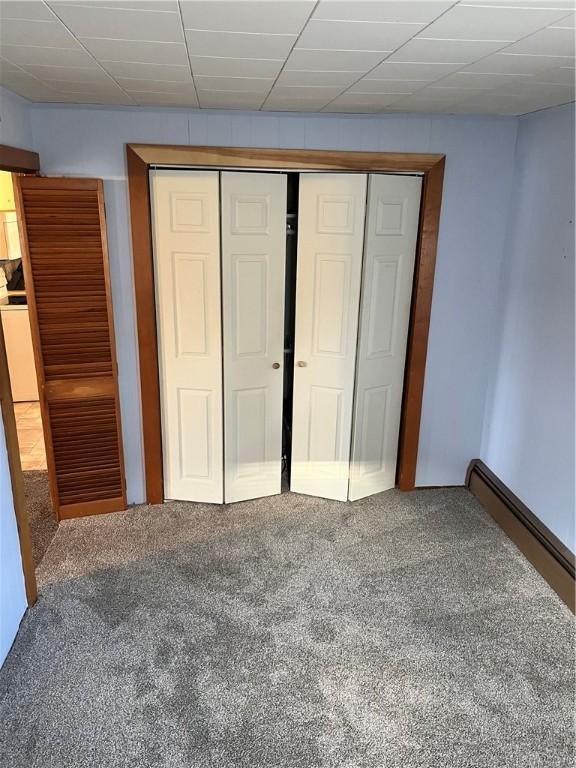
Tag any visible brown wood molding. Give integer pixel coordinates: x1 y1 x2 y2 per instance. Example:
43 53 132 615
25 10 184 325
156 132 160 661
0 144 40 173
467 459 575 612
127 143 446 504
0 322 37 605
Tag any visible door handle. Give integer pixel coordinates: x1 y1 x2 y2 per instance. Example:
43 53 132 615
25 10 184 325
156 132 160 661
272 362 280 369
296 361 307 367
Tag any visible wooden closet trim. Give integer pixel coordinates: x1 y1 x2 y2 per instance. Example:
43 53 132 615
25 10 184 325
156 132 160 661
126 144 445 504
0 145 39 606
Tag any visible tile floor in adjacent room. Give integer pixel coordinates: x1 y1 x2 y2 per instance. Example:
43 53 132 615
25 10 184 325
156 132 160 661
14 401 46 471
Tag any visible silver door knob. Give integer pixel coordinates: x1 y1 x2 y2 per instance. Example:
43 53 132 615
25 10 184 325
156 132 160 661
297 360 307 367
272 362 280 369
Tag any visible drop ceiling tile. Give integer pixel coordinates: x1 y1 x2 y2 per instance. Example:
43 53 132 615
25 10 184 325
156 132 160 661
180 1 314 34
461 0 574 8
131 91 199 107
118 78 196 94
277 70 362 87
533 66 575 84
21 64 115 83
268 85 344 100
199 90 264 108
262 98 332 111
0 2 54 21
49 3 184 43
502 27 575 57
81 38 189 65
0 55 21 72
313 1 455 24
296 20 423 52
195 75 273 93
0 44 100 67
59 2 179 11
322 103 383 113
422 4 572 42
101 60 191 81
0 18 81 48
185 30 296 59
49 81 129 96
550 13 576 28
326 92 407 109
189 55 283 78
387 90 465 110
388 38 507 63
435 72 535 89
367 60 465 80
348 78 428 94
286 49 385 71
463 52 574 75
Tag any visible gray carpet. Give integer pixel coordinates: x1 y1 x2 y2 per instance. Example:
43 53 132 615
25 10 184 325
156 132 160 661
22 469 58 568
0 487 574 768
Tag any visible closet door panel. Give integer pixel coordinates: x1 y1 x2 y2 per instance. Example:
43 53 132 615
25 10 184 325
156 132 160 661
221 172 287 503
291 173 367 501
349 174 422 501
151 170 223 503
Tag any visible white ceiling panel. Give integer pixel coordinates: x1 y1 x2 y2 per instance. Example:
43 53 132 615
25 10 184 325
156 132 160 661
188 55 283 77
0 0 573 115
81 38 189 65
101 61 191 81
195 75 273 93
22 64 116 83
464 52 574 75
422 4 572 41
313 1 456 24
286 49 385 71
185 30 296 59
0 1 54 21
119 78 195 93
534 66 575 84
277 70 362 87
348 79 428 94
0 18 81 48
49 3 184 43
296 20 424 52
180 1 314 34
389 38 508 63
434 71 534 89
367 61 465 80
199 90 264 108
1 44 99 67
503 27 575 57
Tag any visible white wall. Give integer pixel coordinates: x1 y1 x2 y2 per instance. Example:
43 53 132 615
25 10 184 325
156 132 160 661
0 86 32 665
482 103 575 553
29 104 518 502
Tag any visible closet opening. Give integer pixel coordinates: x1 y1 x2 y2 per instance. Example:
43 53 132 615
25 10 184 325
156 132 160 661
282 172 299 486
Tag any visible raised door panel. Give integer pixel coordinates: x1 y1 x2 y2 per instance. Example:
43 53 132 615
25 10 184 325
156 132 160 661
221 172 287 503
151 170 223 503
349 174 422 501
291 173 367 501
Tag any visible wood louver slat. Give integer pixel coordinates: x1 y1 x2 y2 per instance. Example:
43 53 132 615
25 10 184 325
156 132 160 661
15 177 126 519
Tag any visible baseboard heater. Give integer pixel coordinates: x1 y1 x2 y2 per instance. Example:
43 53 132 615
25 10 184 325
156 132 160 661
466 459 575 613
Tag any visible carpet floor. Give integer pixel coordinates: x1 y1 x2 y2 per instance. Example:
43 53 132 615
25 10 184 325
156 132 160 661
0 487 574 767
22 469 58 568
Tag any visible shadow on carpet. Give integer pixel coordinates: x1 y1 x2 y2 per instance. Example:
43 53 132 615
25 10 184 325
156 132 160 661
22 470 58 568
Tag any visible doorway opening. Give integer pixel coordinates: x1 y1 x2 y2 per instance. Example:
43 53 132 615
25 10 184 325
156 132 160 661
0 169 57 569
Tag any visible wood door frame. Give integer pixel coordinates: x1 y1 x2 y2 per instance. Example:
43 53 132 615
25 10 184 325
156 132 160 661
0 143 40 606
126 144 446 504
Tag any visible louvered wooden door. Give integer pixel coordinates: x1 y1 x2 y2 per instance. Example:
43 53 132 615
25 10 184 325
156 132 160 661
15 177 126 519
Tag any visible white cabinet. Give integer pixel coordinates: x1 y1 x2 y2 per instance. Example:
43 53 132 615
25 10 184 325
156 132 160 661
1 306 39 402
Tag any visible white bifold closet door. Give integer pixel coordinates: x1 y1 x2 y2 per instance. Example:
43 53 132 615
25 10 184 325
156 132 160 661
151 170 224 503
349 174 422 500
291 174 368 501
221 172 287 503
